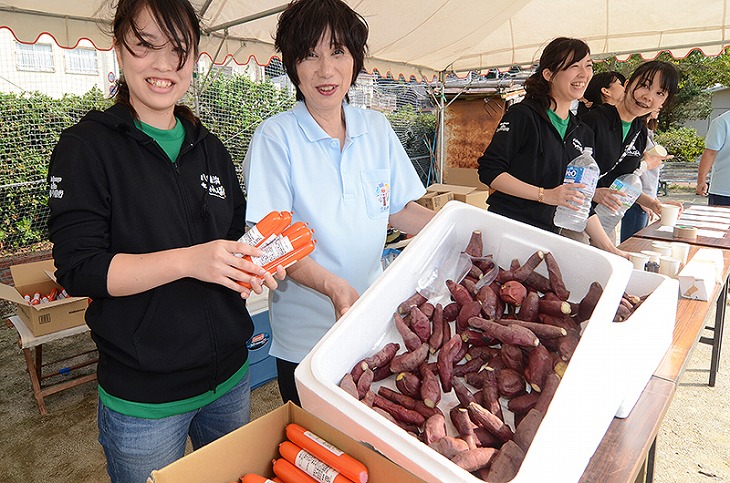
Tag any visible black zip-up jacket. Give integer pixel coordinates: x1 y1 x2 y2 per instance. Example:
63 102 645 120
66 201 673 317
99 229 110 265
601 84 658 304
47 104 252 404
478 97 595 232
580 104 647 214
581 103 648 188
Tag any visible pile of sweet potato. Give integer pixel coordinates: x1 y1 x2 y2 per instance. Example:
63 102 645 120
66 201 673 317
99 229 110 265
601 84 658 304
339 230 606 482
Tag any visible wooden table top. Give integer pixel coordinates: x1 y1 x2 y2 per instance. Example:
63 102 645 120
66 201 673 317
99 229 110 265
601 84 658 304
580 376 676 483
634 204 730 249
618 237 730 384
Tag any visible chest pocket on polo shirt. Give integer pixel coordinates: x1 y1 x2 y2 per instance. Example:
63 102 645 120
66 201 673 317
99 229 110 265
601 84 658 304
360 168 391 219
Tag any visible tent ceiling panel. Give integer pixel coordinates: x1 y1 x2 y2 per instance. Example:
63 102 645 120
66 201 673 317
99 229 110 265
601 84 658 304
1 0 730 78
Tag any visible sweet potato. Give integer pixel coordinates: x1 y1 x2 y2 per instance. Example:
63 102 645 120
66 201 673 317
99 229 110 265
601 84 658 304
378 386 442 419
499 280 528 306
395 371 421 398
372 364 392 382
410 306 432 342
544 251 570 300
451 376 479 407
339 373 359 399
497 368 527 399
453 356 487 377
479 368 503 421
485 440 525 482
394 312 422 352
361 389 375 407
467 263 484 281
363 342 400 370
473 427 503 449
476 284 500 320
534 372 561 415
465 230 484 258
437 335 462 393
507 390 540 415
516 291 540 322
419 302 435 319
390 342 429 373
420 364 441 408
577 281 603 322
499 343 525 373
523 270 553 294
496 318 567 340
467 402 514 442
397 291 428 316
468 316 539 347
443 302 459 322
460 329 492 347
428 303 445 354
538 313 581 333
456 300 483 332
446 279 474 307
372 394 426 427
557 329 581 362
512 250 544 282
614 303 632 322
451 447 498 472
461 278 479 297
429 436 470 459
449 407 478 450
468 345 500 362
373 406 420 435
356 368 374 399
423 413 447 445
513 408 544 453
465 369 489 389
538 299 573 317
524 344 552 392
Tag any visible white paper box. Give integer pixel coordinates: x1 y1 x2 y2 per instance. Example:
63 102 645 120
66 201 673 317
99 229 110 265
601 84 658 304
678 248 723 301
296 202 632 483
613 271 678 418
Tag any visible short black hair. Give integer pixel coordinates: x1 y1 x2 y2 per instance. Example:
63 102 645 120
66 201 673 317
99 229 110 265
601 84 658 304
275 0 369 101
625 61 680 109
583 71 626 106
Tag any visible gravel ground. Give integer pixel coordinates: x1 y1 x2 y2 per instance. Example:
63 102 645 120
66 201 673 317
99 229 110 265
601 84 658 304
0 189 727 482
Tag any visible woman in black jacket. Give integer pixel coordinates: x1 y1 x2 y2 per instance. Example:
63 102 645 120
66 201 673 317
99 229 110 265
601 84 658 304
478 37 595 233
47 0 283 481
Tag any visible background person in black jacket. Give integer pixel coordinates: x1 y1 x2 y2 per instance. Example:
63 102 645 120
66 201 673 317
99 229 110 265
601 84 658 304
47 0 284 481
582 61 680 246
478 37 595 233
576 71 626 116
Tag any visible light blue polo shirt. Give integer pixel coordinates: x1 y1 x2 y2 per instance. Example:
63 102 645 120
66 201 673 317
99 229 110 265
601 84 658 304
243 101 426 363
705 110 730 196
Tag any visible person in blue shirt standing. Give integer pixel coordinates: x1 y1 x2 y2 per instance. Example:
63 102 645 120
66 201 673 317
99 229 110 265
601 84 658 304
243 0 434 405
697 109 730 205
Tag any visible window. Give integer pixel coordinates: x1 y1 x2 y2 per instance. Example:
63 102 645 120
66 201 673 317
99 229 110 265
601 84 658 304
15 42 54 72
65 48 98 74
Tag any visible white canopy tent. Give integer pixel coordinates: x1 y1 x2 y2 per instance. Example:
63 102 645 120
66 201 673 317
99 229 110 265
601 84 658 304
2 0 730 79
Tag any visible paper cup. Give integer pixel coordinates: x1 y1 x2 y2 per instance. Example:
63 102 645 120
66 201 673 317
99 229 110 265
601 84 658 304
660 204 680 227
646 144 668 157
641 250 662 264
659 256 681 278
651 241 672 256
628 252 650 270
671 242 690 265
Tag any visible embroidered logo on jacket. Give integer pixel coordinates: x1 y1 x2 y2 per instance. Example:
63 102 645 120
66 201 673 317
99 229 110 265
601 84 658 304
49 176 64 199
200 173 226 199
375 181 390 212
572 138 584 153
496 122 510 133
626 146 642 158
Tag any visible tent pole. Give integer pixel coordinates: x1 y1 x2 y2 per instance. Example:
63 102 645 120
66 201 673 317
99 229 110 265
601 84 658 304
437 70 446 184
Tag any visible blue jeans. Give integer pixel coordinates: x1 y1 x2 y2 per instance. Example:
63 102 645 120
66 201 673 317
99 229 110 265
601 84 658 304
709 193 730 206
620 203 649 243
98 371 250 483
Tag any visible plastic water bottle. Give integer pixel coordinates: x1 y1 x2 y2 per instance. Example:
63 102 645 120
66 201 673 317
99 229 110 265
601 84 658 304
553 149 600 231
595 171 643 234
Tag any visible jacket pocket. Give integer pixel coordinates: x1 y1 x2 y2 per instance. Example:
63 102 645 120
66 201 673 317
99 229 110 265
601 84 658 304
360 168 391 219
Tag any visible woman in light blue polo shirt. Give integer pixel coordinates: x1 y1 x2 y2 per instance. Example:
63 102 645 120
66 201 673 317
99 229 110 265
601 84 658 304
243 0 434 405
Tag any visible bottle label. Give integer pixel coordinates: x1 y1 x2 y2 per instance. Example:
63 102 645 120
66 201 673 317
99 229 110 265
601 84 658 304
302 431 344 456
609 179 642 209
564 166 598 190
251 236 294 266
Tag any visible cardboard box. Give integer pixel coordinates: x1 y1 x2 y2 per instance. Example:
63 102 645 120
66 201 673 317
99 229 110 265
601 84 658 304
678 248 724 301
426 183 489 209
0 259 88 336
297 201 633 483
613 270 678 418
415 190 453 212
149 402 424 483
444 166 490 191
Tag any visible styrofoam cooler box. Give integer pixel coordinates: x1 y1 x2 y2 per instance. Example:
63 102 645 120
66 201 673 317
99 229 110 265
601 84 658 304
246 289 277 390
296 202 633 483
614 270 678 418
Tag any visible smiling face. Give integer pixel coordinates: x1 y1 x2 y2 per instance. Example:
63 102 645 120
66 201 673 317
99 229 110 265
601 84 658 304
544 53 594 108
295 29 354 121
114 7 195 128
621 72 669 120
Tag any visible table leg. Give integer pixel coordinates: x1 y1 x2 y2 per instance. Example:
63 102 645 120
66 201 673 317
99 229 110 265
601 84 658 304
709 278 727 387
645 437 657 483
35 344 43 381
22 347 48 415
